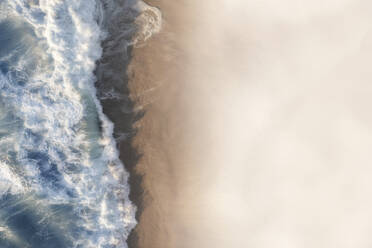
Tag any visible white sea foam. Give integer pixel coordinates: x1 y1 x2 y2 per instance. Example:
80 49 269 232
0 161 25 195
132 1 162 45
0 0 138 247
97 0 161 46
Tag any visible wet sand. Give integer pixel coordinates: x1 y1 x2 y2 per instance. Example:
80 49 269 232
99 0 200 247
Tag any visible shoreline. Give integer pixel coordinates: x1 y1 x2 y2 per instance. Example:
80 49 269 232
97 0 249 246
95 0 176 247
98 1 210 246
97 0 196 247
94 2 143 246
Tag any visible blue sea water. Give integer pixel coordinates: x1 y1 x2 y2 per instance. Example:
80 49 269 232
0 1 136 247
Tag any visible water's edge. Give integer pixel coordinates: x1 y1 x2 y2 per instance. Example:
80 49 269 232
95 1 161 247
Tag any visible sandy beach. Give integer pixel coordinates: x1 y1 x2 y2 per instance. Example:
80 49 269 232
100 0 372 247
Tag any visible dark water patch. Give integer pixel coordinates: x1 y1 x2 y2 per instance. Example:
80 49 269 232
27 151 50 166
26 151 63 190
0 62 8 74
24 129 43 146
0 194 73 248
0 19 34 59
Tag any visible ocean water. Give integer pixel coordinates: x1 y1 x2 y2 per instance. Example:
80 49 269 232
0 0 142 247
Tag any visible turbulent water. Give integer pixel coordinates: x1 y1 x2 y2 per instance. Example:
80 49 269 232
0 0 161 247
